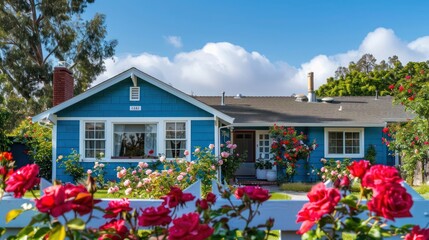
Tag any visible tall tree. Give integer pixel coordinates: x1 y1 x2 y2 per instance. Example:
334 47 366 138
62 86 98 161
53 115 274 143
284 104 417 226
316 55 405 97
0 0 117 129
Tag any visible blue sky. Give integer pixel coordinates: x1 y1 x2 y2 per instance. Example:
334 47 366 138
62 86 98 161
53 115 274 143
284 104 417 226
84 1 429 96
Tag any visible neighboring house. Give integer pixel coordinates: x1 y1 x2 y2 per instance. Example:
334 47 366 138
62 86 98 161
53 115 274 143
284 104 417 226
33 67 411 183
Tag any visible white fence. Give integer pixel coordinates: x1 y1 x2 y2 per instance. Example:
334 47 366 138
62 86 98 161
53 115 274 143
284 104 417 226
0 180 428 239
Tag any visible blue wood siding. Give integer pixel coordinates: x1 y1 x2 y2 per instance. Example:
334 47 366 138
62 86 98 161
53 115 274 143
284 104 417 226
293 127 388 182
191 120 215 160
56 120 80 183
57 77 212 118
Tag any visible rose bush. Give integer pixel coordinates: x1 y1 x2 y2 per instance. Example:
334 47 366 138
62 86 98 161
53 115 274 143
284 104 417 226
270 125 317 181
297 159 424 239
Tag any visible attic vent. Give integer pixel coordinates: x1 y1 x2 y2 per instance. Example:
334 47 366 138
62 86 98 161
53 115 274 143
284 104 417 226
130 87 140 101
321 97 334 103
295 94 308 102
234 93 243 99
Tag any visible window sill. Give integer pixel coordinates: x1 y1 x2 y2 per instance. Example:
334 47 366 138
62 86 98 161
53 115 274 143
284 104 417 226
324 153 364 159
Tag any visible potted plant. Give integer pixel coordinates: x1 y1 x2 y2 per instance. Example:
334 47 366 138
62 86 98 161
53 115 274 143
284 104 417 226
255 158 267 180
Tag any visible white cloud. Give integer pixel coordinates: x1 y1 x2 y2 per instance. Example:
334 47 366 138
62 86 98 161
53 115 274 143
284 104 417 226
96 28 429 96
165 36 183 48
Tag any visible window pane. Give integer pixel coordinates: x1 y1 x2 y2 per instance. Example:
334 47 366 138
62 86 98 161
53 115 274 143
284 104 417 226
166 131 175 138
113 124 157 157
95 122 105 130
95 131 104 139
85 122 94 130
176 131 186 139
176 122 185 130
166 123 175 130
86 131 94 139
328 132 343 154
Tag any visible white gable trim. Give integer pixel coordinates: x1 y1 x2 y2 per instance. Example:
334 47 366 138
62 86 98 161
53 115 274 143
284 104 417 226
33 68 234 124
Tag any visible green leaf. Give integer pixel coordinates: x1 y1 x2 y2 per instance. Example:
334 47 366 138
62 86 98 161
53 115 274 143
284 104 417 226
302 230 318 240
28 213 49 226
368 225 382 239
16 225 34 238
50 224 66 240
6 209 23 223
67 218 85 230
33 227 50 239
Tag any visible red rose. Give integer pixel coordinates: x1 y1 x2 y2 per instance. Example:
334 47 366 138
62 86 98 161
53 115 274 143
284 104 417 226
36 185 73 217
296 202 319 234
399 85 405 92
347 160 371 179
362 165 402 188
296 183 341 234
340 176 350 188
5 164 40 198
168 212 214 240
99 219 129 240
405 75 411 80
404 226 429 240
148 149 154 155
367 183 413 221
138 205 171 227
196 199 209 210
234 186 271 203
382 127 389 133
161 187 195 208
388 84 395 90
64 184 100 216
103 198 133 219
205 192 216 204
0 152 13 161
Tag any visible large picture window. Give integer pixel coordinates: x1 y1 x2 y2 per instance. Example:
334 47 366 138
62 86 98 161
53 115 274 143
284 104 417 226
325 128 364 158
113 124 157 158
165 122 186 158
84 122 105 158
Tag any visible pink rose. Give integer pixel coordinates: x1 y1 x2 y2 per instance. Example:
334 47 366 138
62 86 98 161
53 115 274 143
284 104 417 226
221 151 230 158
194 148 200 153
184 150 190 156
209 144 215 150
123 180 131 187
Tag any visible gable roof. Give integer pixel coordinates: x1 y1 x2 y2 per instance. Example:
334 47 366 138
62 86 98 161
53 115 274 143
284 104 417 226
195 95 412 127
32 68 235 123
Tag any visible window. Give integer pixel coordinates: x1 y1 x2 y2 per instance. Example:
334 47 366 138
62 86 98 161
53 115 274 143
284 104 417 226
165 122 186 158
84 122 105 158
325 128 364 158
113 124 157 158
258 133 271 159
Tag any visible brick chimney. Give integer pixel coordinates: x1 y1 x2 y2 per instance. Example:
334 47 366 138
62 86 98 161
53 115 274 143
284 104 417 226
53 67 74 106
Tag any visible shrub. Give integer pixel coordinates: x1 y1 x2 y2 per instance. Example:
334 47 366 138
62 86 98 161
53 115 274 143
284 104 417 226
57 149 85 183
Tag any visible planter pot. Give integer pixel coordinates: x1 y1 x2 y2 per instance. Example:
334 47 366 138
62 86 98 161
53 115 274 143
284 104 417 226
266 170 277 182
256 169 268 180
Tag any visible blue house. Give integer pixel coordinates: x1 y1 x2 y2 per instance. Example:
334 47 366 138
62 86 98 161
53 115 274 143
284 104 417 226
33 67 410 183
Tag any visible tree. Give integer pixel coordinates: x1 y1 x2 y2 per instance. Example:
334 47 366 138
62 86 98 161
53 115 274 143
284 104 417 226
0 0 117 130
316 55 405 97
356 53 377 73
383 62 429 184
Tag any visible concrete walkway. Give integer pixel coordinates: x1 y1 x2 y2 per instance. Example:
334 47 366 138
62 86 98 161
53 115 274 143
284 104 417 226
262 185 309 200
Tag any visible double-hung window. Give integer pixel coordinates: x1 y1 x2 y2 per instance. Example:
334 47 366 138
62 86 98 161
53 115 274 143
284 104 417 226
113 124 157 158
165 122 187 158
84 122 105 158
324 128 364 158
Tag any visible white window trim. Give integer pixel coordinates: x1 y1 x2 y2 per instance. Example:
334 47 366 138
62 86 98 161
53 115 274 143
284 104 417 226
164 120 190 161
324 128 364 158
80 120 107 161
79 118 191 162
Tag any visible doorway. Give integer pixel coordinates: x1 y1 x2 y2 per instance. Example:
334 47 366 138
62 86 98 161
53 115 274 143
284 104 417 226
233 131 255 176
